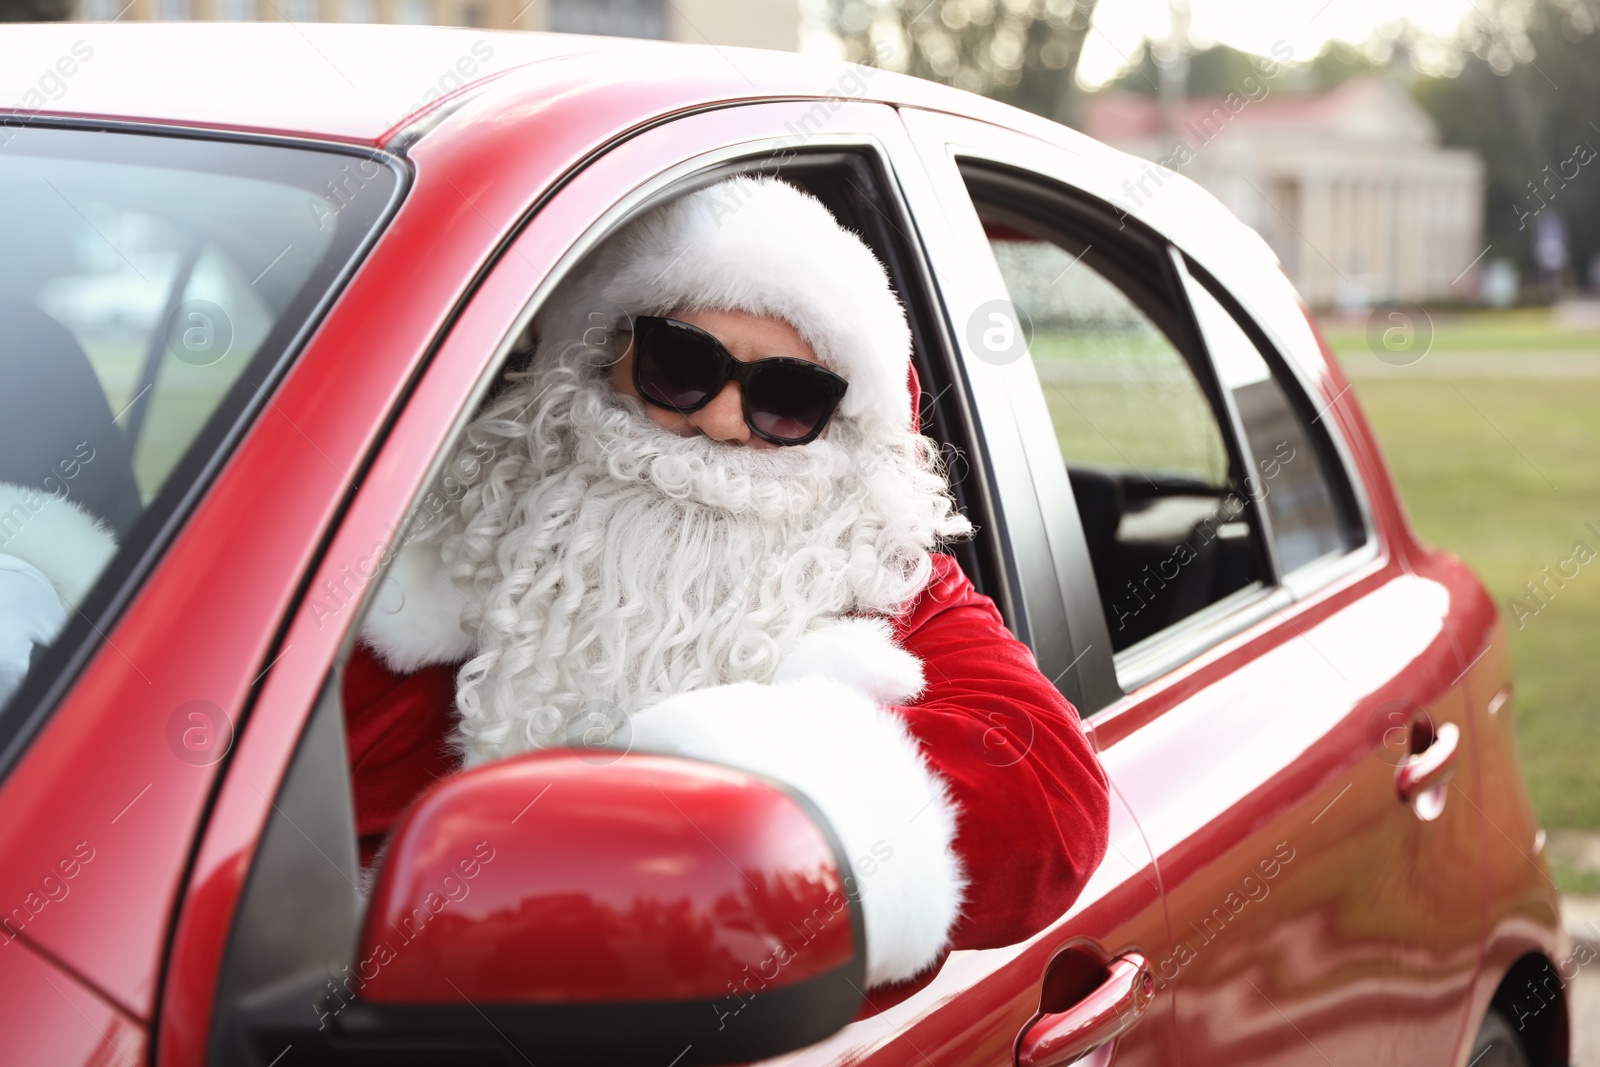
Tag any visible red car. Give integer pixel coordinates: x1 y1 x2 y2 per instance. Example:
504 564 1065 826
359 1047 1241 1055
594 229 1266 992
0 22 1570 1067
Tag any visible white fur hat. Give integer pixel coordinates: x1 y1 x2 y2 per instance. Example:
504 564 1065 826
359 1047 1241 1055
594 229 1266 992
541 176 913 430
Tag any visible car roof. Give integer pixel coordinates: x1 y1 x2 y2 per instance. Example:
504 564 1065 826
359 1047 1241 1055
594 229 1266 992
2 24 1302 372
1 23 1082 147
0 24 618 143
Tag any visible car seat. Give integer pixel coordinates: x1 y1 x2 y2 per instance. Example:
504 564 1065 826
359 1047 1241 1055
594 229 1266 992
0 298 143 538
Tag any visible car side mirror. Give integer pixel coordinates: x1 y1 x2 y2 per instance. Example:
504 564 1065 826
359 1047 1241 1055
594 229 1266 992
246 748 866 1065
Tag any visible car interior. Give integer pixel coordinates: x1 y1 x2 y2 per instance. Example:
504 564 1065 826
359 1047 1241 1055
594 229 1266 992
963 166 1269 653
0 125 400 771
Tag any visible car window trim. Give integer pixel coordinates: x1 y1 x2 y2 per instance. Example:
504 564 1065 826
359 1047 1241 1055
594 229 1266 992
1110 250 1384 692
1180 254 1375 564
1169 248 1288 583
898 152 1112 710
900 112 1389 713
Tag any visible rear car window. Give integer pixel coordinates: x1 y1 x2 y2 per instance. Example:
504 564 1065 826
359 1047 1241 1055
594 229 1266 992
1182 277 1363 574
976 216 1266 653
0 126 400 751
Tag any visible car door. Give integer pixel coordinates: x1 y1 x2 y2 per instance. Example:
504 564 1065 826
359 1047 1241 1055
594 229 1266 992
901 108 1485 1065
156 96 1172 1066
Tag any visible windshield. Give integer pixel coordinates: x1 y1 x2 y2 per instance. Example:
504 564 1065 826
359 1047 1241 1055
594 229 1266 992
0 126 400 734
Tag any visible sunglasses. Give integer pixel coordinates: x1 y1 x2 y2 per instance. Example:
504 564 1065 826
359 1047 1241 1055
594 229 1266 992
627 315 849 446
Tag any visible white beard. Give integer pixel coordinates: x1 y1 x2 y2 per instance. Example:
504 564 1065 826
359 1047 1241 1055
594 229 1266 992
416 341 971 766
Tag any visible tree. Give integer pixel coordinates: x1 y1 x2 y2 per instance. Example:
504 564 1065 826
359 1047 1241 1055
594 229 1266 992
1108 38 1384 99
1412 0 1600 289
822 0 1101 125
0 0 71 19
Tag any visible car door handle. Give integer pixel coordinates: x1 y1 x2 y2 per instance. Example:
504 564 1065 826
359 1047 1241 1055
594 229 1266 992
1396 721 1461 803
1016 952 1154 1067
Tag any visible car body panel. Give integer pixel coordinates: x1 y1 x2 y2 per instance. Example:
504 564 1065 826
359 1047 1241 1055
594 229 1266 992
1 23 599 145
0 935 146 1067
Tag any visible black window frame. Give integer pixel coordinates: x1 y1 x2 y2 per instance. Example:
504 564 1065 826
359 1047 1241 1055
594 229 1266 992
952 158 1379 705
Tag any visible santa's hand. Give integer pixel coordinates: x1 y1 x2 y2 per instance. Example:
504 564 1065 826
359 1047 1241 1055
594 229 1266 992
774 616 925 706
627 678 966 988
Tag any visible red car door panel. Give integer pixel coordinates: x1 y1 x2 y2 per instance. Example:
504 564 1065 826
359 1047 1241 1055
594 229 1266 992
763 784 1168 1065
0 935 146 1067
1105 566 1483 1063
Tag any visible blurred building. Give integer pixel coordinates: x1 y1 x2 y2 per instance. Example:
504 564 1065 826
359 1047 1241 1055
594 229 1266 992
71 0 798 51
1086 75 1485 309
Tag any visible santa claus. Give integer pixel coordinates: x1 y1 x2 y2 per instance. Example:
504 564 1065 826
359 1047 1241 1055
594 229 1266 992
344 176 1110 990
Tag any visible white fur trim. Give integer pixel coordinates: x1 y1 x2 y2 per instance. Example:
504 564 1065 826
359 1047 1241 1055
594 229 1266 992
0 481 117 609
627 677 966 987
545 176 913 430
359 538 474 673
775 616 925 706
0 554 69 707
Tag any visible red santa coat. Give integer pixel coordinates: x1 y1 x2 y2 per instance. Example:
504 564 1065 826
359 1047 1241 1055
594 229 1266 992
343 552 1110 987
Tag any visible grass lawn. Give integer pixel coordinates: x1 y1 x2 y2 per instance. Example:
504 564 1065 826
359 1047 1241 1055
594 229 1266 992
1317 309 1600 847
1319 306 1600 353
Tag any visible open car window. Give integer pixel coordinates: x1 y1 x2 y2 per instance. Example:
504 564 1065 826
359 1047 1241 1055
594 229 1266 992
963 181 1271 658
956 160 1370 687
0 126 400 757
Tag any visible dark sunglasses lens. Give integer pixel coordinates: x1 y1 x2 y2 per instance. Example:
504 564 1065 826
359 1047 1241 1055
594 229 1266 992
745 363 842 442
637 327 724 409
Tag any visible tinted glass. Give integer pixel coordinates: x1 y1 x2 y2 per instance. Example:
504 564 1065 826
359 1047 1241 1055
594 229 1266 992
637 324 719 408
0 127 399 728
1186 280 1353 573
982 223 1262 652
746 363 836 442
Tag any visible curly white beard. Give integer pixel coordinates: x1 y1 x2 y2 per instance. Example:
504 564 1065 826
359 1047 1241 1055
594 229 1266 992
415 340 972 766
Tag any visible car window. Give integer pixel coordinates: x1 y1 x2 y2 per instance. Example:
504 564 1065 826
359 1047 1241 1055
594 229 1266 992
1183 276 1362 574
0 127 400 728
974 211 1265 653
990 234 1229 485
